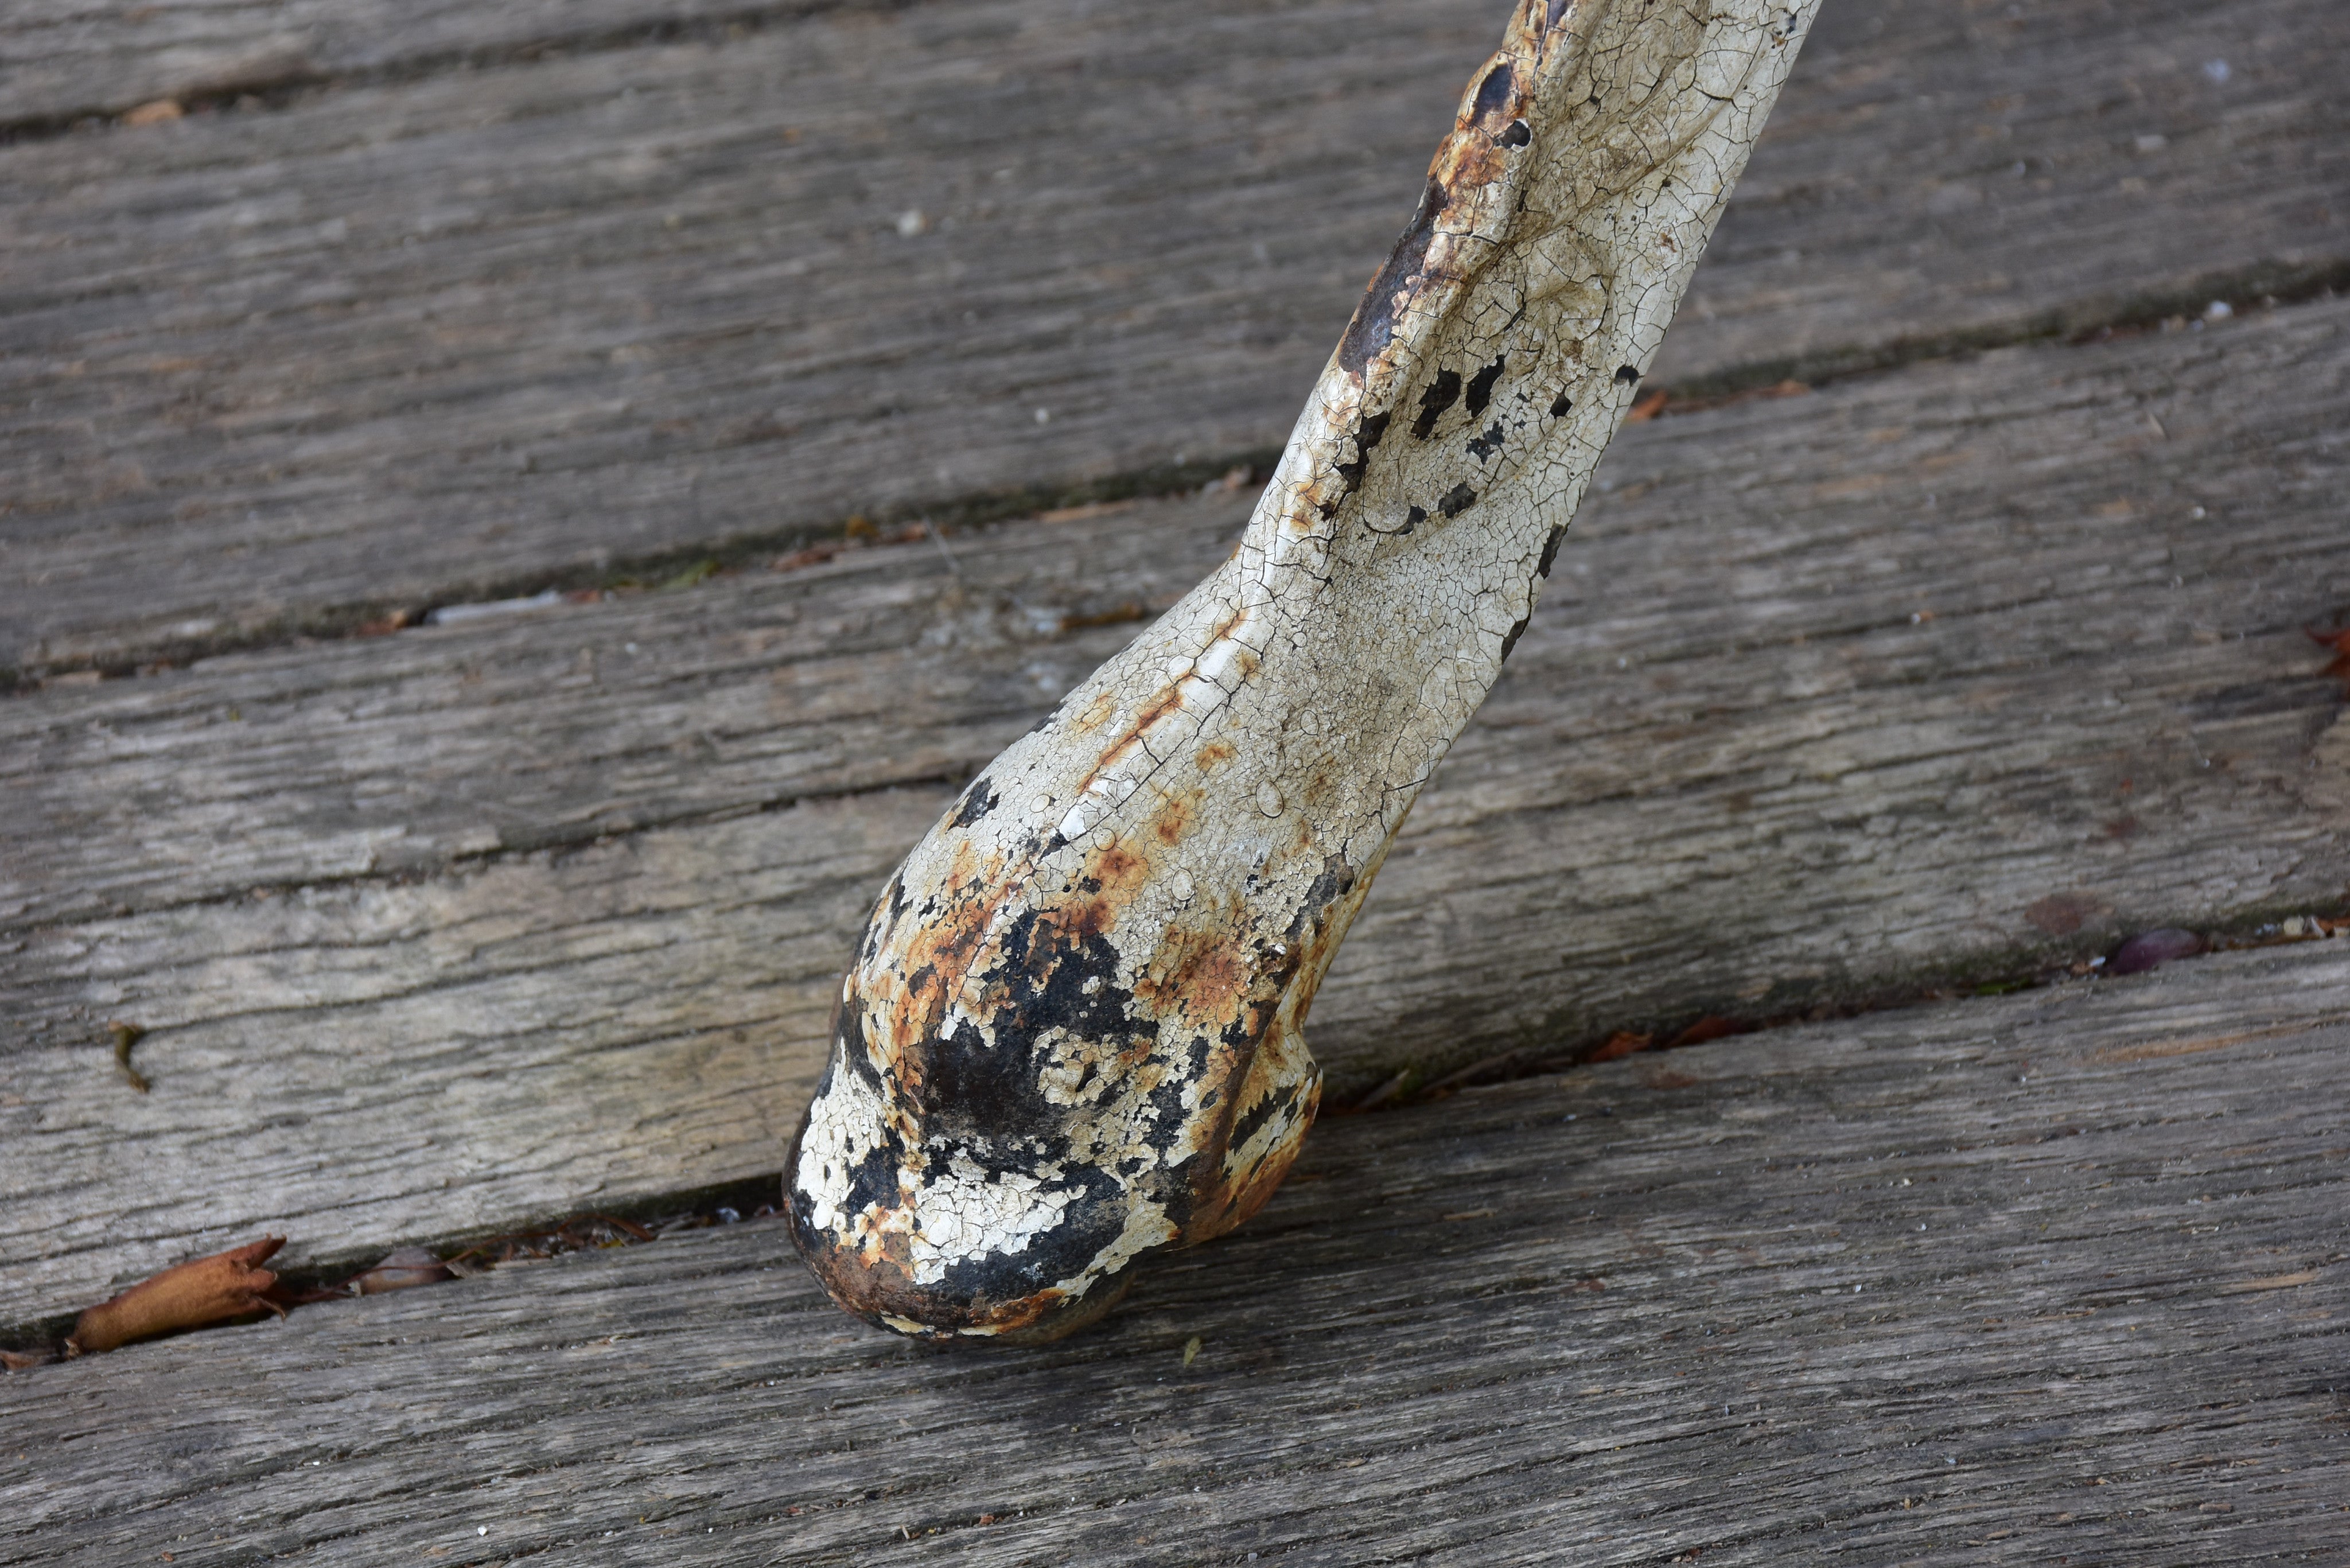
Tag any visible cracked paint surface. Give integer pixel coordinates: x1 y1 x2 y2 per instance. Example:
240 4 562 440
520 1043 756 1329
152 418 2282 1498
790 0 1823 1340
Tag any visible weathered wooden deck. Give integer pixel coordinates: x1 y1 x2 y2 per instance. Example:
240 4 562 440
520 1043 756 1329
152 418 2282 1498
2 1 2346 1562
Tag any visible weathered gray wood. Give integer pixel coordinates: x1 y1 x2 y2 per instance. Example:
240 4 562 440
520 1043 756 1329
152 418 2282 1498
4 941 2344 1566
4 303 2343 1328
0 0 854 128
6 0 2345 677
0 0 1493 678
1658 0 2350 389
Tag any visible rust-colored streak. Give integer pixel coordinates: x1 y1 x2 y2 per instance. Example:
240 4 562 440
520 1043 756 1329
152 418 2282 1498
1056 833 1155 944
1135 915 1254 1036
1071 690 1118 734
1282 924 1340 1018
1064 601 1256 805
877 840 1016 1098
1067 684 1188 808
1119 686 1184 747
1203 1087 1321 1239
1431 132 1508 198
1151 788 1199 847
1180 1007 1314 1244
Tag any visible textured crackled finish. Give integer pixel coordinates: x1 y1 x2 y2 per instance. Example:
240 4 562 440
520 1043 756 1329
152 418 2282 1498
789 0 1822 1339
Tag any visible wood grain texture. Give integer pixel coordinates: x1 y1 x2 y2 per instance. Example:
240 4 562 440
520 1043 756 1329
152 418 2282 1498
5 302 2343 1328
1655 0 2350 388
5 0 2345 676
3 940 2344 1566
0 0 861 127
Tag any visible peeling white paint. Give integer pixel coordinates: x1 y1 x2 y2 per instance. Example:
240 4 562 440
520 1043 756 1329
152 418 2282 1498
791 0 1824 1340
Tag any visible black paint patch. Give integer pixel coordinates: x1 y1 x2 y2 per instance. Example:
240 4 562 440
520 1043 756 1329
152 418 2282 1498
1333 410 1392 493
1411 369 1464 439
831 994 886 1095
1403 505 1427 534
834 1135 900 1226
1226 1083 1297 1157
932 1162 1130 1299
1336 178 1446 376
951 776 999 830
924 915 1157 1149
1437 482 1478 519
1536 523 1568 579
1286 854 1359 947
1149 1034 1209 1150
1472 63 1515 127
871 877 909 958
917 1015 1063 1158
1466 420 1506 461
1465 353 1507 417
1614 364 1641 384
1549 390 1573 418
1500 612 1533 663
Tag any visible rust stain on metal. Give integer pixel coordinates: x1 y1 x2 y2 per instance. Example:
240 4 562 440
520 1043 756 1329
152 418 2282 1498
789 0 1822 1340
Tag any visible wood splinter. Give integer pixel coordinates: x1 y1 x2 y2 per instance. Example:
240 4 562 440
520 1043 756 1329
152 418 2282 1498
788 0 1823 1340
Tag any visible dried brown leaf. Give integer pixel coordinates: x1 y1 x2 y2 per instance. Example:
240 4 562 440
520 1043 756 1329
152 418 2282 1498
1589 1030 1656 1063
1664 1015 1749 1049
68 1236 286 1355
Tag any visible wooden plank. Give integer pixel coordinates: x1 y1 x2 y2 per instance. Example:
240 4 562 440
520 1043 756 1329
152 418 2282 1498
1658 0 2350 390
5 301 2344 1327
6 0 2345 677
0 0 1492 678
5 941 2345 1565
0 0 849 129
